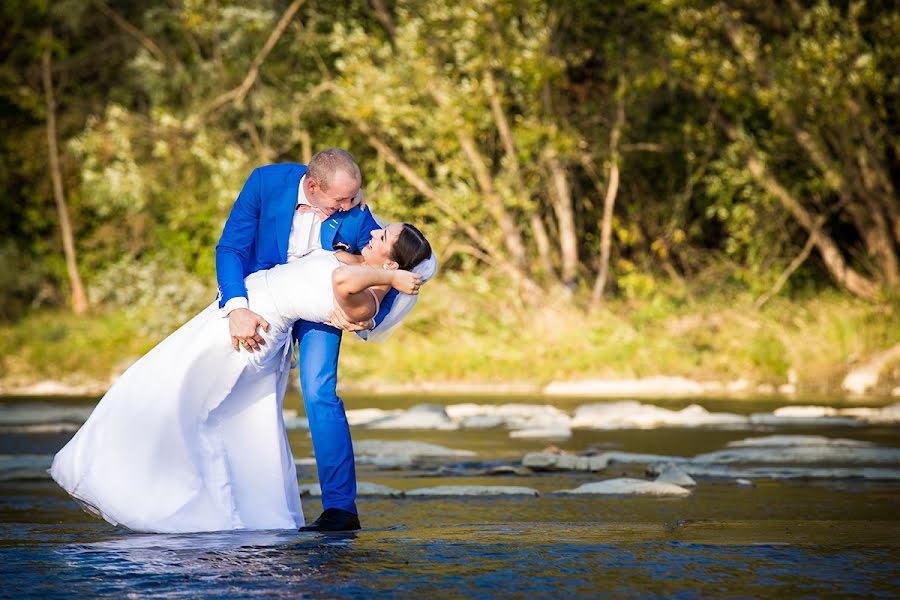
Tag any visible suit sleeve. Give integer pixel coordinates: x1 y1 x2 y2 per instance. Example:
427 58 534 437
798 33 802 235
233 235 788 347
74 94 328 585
373 288 398 327
354 207 380 251
215 168 261 308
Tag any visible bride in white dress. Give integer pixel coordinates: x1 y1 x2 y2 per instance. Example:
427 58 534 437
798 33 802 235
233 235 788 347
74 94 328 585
50 223 432 533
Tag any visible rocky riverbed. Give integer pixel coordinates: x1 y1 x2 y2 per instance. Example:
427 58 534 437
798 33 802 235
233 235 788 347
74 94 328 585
2 394 898 597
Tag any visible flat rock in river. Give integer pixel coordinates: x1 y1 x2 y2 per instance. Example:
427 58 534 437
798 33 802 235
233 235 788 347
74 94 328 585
354 440 477 460
726 435 874 448
646 461 900 481
571 400 747 429
521 452 607 471
693 445 900 465
509 427 572 441
365 404 458 430
298 482 404 497
653 464 697 487
405 485 539 497
555 478 692 497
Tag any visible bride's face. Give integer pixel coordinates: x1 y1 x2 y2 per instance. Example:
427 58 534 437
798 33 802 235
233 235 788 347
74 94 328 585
362 223 403 269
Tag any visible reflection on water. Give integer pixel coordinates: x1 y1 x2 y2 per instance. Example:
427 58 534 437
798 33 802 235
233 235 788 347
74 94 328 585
1 395 899 597
4 513 898 597
52 530 367 598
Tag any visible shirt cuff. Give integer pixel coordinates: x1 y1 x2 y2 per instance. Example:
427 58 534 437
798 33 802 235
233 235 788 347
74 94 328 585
221 296 249 317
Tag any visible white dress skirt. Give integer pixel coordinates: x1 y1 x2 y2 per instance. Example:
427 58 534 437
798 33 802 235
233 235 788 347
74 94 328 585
50 250 343 533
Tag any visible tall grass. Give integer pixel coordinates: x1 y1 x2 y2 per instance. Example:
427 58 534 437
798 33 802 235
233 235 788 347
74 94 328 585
3 275 898 393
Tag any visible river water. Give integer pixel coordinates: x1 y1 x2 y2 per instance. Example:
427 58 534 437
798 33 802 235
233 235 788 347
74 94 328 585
1 394 899 598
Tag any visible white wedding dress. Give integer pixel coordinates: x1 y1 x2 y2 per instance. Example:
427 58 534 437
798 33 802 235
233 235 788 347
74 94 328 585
50 249 346 533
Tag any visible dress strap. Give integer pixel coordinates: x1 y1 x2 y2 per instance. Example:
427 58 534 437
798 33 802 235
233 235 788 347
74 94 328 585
367 288 381 316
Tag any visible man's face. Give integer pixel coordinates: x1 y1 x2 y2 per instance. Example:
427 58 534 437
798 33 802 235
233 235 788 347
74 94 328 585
308 170 360 214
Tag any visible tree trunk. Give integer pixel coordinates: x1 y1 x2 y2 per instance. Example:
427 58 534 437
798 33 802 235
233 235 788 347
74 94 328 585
42 46 88 315
356 121 539 293
591 77 626 306
528 212 556 278
427 85 530 274
744 154 878 301
543 150 578 286
591 159 620 305
846 200 899 288
483 70 519 180
713 112 880 301
721 8 898 290
846 98 900 249
454 129 529 271
483 69 555 280
785 119 898 287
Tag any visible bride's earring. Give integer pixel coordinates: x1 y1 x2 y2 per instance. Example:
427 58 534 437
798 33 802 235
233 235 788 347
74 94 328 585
383 264 389 270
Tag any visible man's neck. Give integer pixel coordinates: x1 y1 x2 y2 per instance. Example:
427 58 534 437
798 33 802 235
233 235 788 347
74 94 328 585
300 175 316 206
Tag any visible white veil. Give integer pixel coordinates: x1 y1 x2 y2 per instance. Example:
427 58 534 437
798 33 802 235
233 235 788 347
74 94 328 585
355 252 438 342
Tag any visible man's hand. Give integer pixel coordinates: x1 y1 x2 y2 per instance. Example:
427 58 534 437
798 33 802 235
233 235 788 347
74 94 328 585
351 187 367 211
326 305 374 332
228 308 269 352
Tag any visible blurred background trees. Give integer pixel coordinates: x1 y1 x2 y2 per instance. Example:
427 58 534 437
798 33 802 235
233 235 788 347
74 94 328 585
2 0 897 326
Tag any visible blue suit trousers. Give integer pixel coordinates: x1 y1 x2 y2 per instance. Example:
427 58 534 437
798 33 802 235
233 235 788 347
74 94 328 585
294 320 357 514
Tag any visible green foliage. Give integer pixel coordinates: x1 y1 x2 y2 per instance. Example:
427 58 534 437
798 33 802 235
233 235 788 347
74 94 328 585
70 104 250 283
1 0 897 388
0 240 56 320
0 308 154 381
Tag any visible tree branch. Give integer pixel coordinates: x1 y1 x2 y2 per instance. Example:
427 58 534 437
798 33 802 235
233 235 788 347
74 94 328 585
369 0 396 42
591 76 626 306
196 0 307 123
621 142 666 153
720 4 898 288
356 122 487 251
716 117 879 301
754 222 820 308
93 0 167 64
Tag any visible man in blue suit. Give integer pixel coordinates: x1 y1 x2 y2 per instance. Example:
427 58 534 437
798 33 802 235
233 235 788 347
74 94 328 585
216 148 392 531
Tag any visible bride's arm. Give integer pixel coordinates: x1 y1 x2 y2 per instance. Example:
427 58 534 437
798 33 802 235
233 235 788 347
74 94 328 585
331 266 422 322
334 250 364 265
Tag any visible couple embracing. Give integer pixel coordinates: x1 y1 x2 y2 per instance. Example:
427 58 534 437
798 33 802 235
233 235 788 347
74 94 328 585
50 148 436 534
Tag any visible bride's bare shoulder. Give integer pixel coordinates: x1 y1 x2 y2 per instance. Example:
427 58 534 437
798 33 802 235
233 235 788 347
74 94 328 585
334 250 364 265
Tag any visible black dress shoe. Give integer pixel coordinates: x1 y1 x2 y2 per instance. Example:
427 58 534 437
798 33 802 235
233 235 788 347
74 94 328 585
299 508 361 532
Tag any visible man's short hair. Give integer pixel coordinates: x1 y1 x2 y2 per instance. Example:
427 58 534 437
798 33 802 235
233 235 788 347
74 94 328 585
307 148 361 192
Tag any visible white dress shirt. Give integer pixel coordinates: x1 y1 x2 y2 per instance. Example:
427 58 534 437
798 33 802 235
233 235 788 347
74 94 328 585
222 175 322 315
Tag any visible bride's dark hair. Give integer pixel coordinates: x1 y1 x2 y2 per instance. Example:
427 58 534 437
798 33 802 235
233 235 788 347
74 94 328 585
391 224 432 271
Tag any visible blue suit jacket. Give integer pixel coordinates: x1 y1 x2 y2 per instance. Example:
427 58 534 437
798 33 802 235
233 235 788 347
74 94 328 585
216 163 395 325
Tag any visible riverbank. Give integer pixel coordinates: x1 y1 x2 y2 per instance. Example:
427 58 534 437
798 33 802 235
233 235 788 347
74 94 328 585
2 374 898 403
4 279 899 399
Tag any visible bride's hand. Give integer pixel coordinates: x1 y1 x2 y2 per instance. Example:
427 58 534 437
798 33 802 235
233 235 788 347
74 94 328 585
392 270 423 295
